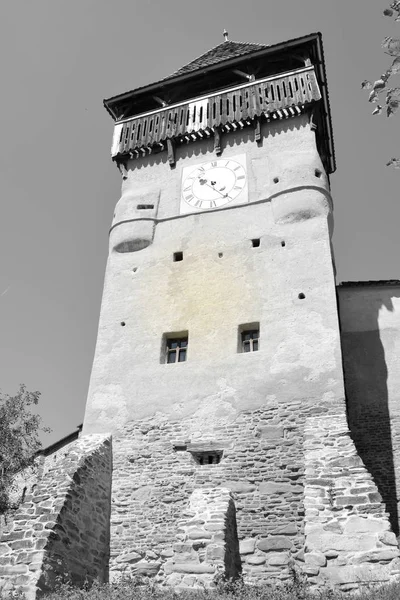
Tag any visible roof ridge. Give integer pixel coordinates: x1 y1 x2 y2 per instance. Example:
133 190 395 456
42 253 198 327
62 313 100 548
168 40 227 77
166 39 270 80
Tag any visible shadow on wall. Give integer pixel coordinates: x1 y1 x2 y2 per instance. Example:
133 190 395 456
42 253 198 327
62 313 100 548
340 288 400 536
225 497 242 581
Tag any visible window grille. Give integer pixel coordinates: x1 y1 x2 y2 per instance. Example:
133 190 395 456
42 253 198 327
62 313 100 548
166 337 188 363
241 328 259 353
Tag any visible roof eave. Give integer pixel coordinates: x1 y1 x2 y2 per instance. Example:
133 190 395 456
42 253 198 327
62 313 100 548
103 32 322 119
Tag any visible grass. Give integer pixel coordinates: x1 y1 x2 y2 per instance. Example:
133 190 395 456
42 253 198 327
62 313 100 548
2 577 400 600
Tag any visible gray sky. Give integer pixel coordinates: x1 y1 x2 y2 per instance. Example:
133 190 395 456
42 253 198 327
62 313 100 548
0 0 399 444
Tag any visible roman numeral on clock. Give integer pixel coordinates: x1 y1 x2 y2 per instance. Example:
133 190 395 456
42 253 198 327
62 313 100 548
185 194 194 202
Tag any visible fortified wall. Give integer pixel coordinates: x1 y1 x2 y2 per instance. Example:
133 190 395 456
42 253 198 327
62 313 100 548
1 32 400 597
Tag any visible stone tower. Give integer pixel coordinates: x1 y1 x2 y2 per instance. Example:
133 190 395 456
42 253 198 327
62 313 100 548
3 33 399 598
81 32 399 588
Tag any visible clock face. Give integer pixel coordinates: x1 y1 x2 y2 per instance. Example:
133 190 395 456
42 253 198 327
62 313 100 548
181 156 247 212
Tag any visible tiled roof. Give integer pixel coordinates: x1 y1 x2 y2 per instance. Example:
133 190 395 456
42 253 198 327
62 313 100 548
339 280 400 287
164 40 269 80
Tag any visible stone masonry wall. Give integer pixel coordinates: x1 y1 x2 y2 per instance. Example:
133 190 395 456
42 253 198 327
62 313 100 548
304 415 400 592
164 487 241 589
0 434 112 599
110 397 345 585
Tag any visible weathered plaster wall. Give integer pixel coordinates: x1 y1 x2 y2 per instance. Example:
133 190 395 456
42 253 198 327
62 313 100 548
84 115 343 435
338 284 400 536
0 435 112 599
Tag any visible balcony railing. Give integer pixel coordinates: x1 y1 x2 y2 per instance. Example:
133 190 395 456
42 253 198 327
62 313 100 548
111 66 321 158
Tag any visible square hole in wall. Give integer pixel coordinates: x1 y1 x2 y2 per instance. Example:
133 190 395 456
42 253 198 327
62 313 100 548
251 239 260 248
173 252 183 262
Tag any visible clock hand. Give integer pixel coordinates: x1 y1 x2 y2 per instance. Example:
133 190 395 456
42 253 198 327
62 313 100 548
204 182 227 198
196 174 228 199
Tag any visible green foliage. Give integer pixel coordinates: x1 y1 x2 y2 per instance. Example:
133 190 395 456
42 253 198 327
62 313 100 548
362 3 400 166
0 384 49 513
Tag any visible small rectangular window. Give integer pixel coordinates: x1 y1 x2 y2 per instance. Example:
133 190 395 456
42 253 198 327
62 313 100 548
173 252 183 262
137 204 154 210
192 451 222 465
238 323 260 353
163 333 188 364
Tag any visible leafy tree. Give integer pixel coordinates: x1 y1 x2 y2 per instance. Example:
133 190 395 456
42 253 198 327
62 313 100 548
362 2 400 167
0 384 49 513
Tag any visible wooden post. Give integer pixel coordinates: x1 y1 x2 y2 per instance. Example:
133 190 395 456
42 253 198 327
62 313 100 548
167 138 176 167
254 116 262 144
116 159 128 180
214 126 222 156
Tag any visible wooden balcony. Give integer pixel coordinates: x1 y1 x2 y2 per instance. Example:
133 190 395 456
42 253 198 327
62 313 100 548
111 65 321 159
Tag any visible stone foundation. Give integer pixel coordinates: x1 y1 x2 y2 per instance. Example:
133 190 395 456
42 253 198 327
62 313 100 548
1 407 400 595
0 434 112 599
109 397 342 584
304 415 400 591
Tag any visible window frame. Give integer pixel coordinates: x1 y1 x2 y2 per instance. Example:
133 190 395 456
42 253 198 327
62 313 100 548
162 331 189 364
238 323 260 353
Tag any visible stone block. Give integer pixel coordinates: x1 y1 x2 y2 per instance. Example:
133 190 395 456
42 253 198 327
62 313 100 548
117 552 142 563
131 560 161 576
343 516 389 535
206 546 225 561
240 538 256 555
353 549 400 564
268 552 290 566
305 552 327 567
306 529 378 553
257 536 293 552
188 529 212 540
170 562 215 574
336 495 368 506
379 531 398 546
204 522 224 531
322 564 391 585
247 555 266 565
323 521 343 534
271 523 298 536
